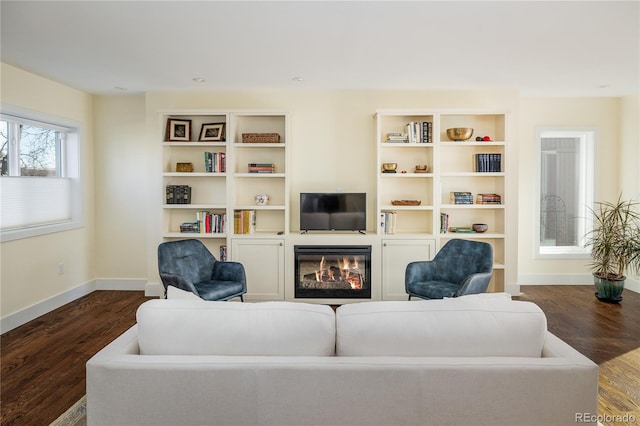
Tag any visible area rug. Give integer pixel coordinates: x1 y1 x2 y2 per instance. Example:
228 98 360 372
50 395 86 426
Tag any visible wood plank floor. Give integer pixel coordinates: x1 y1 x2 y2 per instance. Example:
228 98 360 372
1 286 639 426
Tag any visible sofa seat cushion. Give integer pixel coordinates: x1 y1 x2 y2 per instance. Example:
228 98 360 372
336 293 547 357
137 299 335 356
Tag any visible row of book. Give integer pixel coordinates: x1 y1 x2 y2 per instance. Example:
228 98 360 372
379 211 398 234
385 121 433 144
475 153 502 172
247 163 275 173
185 211 226 234
234 210 256 234
450 192 503 205
205 152 226 173
166 185 191 204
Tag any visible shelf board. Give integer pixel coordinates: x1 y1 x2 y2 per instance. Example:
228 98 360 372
233 143 285 148
163 172 227 177
440 141 505 146
234 173 286 178
380 172 433 178
440 172 504 177
163 232 227 239
233 205 286 210
440 204 504 209
440 233 505 239
163 204 226 209
163 142 227 147
381 205 433 210
380 143 434 148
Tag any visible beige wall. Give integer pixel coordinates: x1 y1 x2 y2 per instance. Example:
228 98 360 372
517 97 626 284
0 63 95 318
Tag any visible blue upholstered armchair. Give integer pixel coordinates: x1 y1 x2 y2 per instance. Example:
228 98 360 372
405 239 493 300
158 239 247 301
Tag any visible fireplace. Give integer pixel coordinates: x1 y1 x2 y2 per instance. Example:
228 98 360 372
294 245 372 299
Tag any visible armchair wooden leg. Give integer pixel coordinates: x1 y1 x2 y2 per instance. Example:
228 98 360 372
408 295 412 301
240 295 244 302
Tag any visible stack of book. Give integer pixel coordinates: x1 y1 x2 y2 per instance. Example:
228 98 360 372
476 193 502 204
247 163 275 173
379 211 398 234
196 211 226 234
450 191 473 204
233 210 256 234
166 185 191 204
440 213 449 233
179 222 199 233
204 152 226 173
475 153 502 172
385 132 408 143
405 121 433 143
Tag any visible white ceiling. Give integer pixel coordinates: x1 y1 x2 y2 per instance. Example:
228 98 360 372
1 1 639 97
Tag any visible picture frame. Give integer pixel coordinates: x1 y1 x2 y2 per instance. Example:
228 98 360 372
165 119 191 142
199 123 226 142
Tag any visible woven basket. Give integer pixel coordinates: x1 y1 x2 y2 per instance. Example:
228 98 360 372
242 133 281 143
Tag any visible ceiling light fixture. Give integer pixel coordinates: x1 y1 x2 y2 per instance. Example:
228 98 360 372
192 77 206 83
114 86 128 91
292 77 304 82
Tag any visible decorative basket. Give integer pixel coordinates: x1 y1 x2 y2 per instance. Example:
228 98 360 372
242 133 281 143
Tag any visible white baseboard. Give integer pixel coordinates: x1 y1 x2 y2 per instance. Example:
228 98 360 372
145 281 164 297
518 274 639 294
1 278 148 334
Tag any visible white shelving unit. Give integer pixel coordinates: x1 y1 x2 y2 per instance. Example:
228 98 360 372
375 110 510 293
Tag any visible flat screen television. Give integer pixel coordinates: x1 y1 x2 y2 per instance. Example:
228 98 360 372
300 192 366 232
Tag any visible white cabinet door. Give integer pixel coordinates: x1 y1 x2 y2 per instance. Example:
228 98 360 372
381 239 435 300
232 238 284 300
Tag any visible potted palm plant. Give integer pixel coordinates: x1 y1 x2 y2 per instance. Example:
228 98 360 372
585 195 640 302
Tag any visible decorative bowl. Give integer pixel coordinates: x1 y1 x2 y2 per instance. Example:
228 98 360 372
472 223 488 233
446 128 474 141
414 164 428 172
382 162 397 171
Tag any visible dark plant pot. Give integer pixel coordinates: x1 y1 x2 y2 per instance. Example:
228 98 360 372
593 273 625 303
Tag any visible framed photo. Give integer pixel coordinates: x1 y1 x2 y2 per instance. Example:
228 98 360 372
199 123 226 142
165 119 191 142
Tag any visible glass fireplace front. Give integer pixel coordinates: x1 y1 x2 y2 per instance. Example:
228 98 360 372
294 245 372 299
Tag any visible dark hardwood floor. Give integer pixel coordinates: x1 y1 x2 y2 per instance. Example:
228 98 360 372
1 291 152 426
1 286 638 425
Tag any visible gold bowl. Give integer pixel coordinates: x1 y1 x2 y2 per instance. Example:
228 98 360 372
382 162 397 171
446 128 474 141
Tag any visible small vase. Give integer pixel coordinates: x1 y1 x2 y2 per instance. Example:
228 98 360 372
593 273 625 303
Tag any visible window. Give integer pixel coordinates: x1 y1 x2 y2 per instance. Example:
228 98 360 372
536 128 594 257
0 110 82 241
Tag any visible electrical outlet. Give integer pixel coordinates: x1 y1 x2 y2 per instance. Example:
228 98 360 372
58 263 64 275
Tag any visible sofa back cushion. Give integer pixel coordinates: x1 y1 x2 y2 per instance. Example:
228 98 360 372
336 293 547 357
137 300 335 356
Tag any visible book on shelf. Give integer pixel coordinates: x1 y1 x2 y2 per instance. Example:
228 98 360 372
233 210 256 234
440 212 449 233
385 132 409 143
475 153 502 172
450 191 474 204
476 193 502 204
404 121 433 143
195 211 226 234
247 163 275 173
379 211 397 234
204 152 226 173
179 222 199 233
166 185 191 204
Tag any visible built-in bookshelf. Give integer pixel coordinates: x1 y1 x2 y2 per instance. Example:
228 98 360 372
161 110 289 262
375 110 510 293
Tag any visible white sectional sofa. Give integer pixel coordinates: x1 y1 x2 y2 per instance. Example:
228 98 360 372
86 293 598 426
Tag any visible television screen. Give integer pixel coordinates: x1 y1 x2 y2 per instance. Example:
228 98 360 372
300 193 366 232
